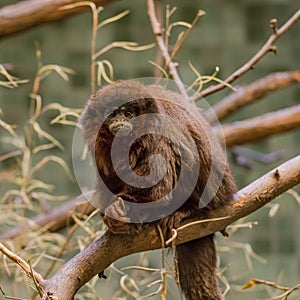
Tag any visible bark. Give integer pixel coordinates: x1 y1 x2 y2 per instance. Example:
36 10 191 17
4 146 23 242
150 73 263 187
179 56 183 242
219 104 300 148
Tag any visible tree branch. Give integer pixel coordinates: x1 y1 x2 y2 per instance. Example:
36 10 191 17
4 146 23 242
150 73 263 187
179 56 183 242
0 195 94 241
197 9 300 99
38 155 300 299
0 242 44 284
218 104 300 148
204 71 300 123
147 0 188 98
0 0 115 38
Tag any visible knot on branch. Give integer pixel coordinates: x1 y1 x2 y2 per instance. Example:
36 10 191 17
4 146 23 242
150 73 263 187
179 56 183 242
270 18 278 34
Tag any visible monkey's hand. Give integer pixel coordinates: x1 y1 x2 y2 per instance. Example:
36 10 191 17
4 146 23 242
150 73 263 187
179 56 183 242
103 197 131 234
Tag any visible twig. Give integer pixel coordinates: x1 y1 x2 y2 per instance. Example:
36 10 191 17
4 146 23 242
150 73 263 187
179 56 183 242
0 243 44 286
39 155 300 299
0 150 22 162
152 0 164 78
204 71 300 123
197 9 300 99
147 0 188 98
270 282 300 299
242 278 300 300
165 216 229 245
243 278 289 292
170 9 205 60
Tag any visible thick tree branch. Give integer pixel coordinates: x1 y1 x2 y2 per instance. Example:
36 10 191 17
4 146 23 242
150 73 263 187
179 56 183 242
218 104 300 148
197 9 300 99
204 71 300 123
0 0 115 38
39 155 300 299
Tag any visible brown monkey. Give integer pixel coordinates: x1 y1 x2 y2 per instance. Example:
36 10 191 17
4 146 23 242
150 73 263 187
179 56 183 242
80 80 237 300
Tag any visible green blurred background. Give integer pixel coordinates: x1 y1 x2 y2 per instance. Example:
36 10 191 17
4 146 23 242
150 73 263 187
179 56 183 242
0 0 299 299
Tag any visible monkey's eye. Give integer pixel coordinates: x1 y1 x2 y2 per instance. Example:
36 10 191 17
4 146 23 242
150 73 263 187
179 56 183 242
104 107 117 119
124 110 134 118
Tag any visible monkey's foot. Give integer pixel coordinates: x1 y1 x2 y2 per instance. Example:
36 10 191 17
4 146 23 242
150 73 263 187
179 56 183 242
104 198 131 234
103 215 130 234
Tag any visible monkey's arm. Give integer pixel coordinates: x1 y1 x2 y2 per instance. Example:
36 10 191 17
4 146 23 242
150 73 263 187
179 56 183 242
103 138 181 233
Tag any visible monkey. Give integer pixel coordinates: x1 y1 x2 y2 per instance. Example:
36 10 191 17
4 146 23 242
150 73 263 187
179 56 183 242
80 80 237 300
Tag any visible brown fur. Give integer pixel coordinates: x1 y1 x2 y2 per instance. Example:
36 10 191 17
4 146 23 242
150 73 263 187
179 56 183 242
80 80 237 299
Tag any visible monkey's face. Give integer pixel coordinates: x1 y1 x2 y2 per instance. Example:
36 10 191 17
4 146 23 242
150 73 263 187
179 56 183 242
104 104 137 137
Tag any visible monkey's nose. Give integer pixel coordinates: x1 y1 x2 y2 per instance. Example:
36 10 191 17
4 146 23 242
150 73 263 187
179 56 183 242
109 122 133 137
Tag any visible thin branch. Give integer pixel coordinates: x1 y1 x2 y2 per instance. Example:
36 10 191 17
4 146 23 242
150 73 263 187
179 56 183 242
204 71 300 123
243 278 300 300
270 283 300 299
147 0 188 98
218 104 300 148
0 0 114 38
169 10 205 60
38 155 300 299
152 0 164 78
0 242 44 285
197 9 300 99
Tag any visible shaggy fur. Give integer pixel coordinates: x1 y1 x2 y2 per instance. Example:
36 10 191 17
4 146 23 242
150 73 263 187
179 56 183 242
80 80 236 299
